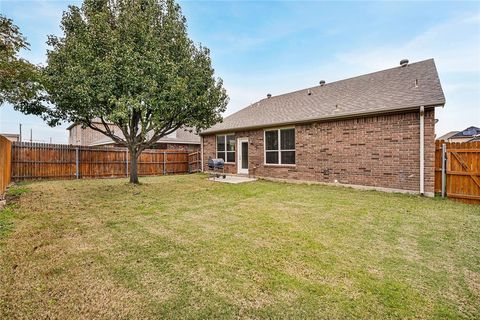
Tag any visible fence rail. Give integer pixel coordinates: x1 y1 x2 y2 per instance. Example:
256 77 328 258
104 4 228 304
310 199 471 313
0 135 12 198
435 140 480 204
11 142 200 181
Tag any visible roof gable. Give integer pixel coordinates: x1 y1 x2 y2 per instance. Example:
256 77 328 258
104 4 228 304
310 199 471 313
202 59 445 134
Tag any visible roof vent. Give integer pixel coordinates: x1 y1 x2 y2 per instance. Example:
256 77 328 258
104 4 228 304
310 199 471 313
400 59 409 67
319 80 326 86
267 93 272 99
307 89 312 95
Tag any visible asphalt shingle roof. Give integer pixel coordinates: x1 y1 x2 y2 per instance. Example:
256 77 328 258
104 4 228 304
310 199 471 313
202 59 445 134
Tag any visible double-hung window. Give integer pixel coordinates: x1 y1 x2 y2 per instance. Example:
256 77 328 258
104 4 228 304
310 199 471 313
264 128 295 165
217 134 235 163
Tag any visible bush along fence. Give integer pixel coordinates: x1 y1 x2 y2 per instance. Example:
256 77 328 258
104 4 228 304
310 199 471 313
0 135 12 199
10 141 201 181
435 140 480 205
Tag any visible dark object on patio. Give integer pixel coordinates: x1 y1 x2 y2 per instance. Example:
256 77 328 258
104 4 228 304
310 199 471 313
208 157 226 179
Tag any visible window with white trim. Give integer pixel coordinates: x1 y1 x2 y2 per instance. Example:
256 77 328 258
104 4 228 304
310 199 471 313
217 134 235 163
265 128 295 164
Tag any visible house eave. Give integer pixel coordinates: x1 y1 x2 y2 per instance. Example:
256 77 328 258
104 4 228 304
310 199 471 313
200 103 444 135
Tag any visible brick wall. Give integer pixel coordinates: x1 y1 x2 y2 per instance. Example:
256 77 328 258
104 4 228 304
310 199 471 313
202 109 436 195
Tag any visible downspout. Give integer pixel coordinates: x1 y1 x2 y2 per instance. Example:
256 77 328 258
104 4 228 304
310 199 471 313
419 106 425 195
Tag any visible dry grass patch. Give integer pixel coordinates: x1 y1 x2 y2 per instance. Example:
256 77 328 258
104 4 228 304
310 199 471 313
1 174 479 319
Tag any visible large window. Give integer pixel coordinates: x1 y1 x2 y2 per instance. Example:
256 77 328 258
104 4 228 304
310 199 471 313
265 128 295 165
217 134 235 163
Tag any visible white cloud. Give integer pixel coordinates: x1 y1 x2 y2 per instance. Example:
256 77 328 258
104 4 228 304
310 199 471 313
337 13 480 73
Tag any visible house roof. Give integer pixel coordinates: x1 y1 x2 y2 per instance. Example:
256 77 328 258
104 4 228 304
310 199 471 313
436 131 459 141
89 128 200 146
449 126 480 139
201 59 445 135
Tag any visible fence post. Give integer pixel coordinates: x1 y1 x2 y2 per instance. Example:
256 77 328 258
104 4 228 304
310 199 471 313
75 147 80 179
163 151 167 175
441 143 446 198
126 149 129 177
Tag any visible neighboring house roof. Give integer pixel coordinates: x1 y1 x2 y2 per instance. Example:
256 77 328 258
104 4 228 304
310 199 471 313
436 131 459 141
449 126 480 139
201 59 445 135
89 128 200 146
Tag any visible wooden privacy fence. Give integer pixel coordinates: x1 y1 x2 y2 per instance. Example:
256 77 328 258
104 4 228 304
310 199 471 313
435 140 480 204
0 135 12 198
11 142 201 181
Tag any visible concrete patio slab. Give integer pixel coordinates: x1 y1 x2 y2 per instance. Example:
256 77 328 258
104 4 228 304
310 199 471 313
208 175 257 184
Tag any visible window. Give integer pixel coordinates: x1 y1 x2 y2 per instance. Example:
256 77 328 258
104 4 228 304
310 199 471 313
265 128 295 165
217 134 235 162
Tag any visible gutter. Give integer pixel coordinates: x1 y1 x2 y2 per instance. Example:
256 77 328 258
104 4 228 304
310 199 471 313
200 103 443 135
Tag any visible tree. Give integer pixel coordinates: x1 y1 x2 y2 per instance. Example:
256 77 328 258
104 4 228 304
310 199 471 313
18 0 228 183
0 15 40 107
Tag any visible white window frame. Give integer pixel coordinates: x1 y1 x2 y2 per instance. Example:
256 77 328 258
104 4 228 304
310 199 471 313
216 134 235 164
264 127 296 166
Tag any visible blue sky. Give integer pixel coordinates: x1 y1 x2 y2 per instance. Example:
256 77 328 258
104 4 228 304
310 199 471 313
0 0 479 143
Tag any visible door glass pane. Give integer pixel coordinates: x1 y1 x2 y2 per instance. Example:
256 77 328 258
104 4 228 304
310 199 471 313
226 151 235 163
217 135 225 151
266 151 279 164
281 129 295 150
281 151 295 164
241 142 248 169
265 131 278 150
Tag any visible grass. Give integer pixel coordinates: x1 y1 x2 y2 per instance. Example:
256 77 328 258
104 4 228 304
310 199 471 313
0 174 479 319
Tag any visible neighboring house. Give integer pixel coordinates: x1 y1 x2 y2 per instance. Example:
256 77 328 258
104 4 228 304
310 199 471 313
67 120 200 151
437 126 480 143
0 133 20 142
436 131 459 141
200 59 446 197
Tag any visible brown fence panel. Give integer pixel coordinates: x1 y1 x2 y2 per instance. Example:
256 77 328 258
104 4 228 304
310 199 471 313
435 140 480 204
11 142 190 181
0 135 12 198
12 142 76 180
79 147 128 178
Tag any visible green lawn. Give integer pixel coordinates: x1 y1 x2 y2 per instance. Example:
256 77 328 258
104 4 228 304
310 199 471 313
0 174 479 319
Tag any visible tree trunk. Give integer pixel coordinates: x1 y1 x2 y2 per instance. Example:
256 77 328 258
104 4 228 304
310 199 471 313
129 149 140 184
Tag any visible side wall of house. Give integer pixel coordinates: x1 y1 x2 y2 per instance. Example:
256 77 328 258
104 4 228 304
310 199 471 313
202 109 436 194
68 124 115 146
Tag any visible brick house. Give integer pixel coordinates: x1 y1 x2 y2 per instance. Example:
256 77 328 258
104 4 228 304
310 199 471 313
200 59 446 196
67 121 200 151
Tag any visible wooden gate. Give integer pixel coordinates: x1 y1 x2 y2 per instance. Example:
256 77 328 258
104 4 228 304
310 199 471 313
435 140 480 204
0 135 12 198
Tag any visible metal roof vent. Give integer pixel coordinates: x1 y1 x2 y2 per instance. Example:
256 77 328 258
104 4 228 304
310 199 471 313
334 104 339 112
319 80 326 86
400 59 409 67
307 89 312 95
267 93 272 99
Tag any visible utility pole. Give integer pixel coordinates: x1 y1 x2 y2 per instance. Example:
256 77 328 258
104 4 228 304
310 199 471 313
50 137 52 144
19 123 22 142
30 128 32 142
